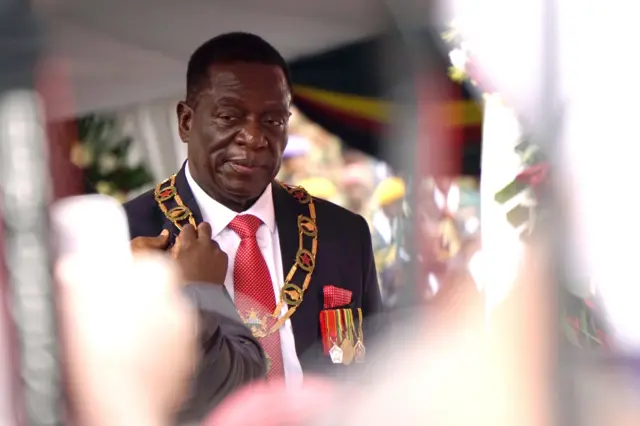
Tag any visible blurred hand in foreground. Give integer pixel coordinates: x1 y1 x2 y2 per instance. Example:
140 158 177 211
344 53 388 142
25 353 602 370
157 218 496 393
58 252 197 426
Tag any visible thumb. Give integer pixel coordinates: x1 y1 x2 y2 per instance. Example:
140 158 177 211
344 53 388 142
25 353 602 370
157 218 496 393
151 229 170 248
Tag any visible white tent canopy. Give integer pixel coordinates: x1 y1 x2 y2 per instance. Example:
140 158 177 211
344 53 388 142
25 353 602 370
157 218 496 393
40 0 394 118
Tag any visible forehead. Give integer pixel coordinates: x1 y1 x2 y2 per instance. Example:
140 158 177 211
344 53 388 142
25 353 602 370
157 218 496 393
205 62 290 106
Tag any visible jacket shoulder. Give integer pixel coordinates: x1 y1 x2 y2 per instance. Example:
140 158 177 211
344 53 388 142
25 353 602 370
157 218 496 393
123 188 165 239
312 196 369 234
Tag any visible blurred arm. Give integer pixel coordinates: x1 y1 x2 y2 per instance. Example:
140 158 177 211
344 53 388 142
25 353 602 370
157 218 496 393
176 284 266 423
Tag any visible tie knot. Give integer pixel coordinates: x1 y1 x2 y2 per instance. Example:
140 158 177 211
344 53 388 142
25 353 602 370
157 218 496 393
229 214 262 238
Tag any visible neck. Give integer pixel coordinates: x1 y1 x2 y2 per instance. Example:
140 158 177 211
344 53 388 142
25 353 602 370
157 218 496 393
198 181 261 212
220 196 260 213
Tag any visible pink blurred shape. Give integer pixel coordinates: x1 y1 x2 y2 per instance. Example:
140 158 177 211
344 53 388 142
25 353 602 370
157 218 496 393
204 377 336 426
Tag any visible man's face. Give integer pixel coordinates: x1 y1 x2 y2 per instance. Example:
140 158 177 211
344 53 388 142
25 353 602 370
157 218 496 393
177 62 291 210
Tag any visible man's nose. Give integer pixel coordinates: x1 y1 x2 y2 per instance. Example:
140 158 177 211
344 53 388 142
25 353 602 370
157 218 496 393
236 120 267 149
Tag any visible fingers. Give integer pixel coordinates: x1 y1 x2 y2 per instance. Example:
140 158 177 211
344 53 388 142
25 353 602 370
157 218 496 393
157 229 170 244
131 230 170 253
145 229 171 249
178 224 197 244
171 235 181 259
149 229 170 250
174 223 215 258
197 222 213 240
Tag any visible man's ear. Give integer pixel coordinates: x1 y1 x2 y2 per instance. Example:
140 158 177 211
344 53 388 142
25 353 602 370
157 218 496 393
176 101 193 144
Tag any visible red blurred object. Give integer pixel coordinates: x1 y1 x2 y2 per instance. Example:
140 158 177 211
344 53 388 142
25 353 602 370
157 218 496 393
38 57 84 201
414 69 464 302
515 163 549 189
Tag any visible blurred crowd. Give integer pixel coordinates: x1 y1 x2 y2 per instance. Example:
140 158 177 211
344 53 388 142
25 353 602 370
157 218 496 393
277 109 482 310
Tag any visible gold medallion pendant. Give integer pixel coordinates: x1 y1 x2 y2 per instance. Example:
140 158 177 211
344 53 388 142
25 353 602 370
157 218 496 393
241 310 269 338
340 338 355 365
265 353 272 373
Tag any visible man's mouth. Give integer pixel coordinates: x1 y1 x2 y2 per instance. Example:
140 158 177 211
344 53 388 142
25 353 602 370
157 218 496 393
226 159 263 175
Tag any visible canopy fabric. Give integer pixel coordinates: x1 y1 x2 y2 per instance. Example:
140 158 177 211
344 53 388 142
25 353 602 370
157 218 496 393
290 34 483 173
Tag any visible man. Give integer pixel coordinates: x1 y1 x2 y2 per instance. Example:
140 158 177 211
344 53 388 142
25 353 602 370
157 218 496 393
124 31 382 415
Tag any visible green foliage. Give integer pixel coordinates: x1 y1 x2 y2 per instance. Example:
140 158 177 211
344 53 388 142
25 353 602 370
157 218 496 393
73 114 154 200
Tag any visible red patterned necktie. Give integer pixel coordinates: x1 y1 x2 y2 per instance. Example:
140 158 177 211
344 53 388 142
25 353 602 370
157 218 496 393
228 214 285 380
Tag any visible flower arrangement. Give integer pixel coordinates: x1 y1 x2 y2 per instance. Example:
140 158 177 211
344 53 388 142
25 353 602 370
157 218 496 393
442 23 608 350
70 114 154 202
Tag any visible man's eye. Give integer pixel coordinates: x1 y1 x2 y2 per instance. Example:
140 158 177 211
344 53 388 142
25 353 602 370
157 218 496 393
265 118 285 127
218 114 236 122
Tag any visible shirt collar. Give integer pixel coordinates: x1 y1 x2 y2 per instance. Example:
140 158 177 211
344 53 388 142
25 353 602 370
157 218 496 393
185 161 276 237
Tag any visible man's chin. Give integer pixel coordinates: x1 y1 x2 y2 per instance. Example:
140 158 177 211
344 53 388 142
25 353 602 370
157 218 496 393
222 181 268 202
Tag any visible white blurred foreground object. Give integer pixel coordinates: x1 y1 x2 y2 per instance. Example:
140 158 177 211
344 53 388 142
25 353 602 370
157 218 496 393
52 195 132 263
559 1 640 352
326 247 549 426
51 195 197 425
445 0 544 126
472 96 525 313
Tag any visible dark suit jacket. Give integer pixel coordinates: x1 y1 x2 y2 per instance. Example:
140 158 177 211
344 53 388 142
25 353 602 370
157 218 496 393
123 164 383 417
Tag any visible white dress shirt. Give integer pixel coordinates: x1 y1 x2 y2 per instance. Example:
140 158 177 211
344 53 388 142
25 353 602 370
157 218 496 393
185 162 303 387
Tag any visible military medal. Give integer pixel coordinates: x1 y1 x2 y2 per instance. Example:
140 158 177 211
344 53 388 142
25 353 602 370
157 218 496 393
354 308 366 363
329 339 344 364
332 309 347 364
354 339 366 363
340 338 355 365
340 309 356 365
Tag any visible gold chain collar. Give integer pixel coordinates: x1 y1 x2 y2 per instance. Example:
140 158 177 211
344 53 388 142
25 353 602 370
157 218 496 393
154 175 318 338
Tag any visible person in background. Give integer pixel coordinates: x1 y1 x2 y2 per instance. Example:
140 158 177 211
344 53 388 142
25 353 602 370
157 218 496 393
341 163 375 223
297 177 339 204
370 177 409 309
305 125 344 185
416 177 472 301
277 135 311 186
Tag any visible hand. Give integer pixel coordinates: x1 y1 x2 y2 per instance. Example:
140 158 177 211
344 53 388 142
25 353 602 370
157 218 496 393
131 229 170 253
58 252 197 426
172 223 228 285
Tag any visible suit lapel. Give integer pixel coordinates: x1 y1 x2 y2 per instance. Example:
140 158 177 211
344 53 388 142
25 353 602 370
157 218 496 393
272 183 321 359
271 182 299 278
